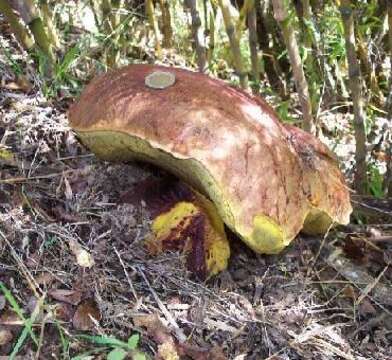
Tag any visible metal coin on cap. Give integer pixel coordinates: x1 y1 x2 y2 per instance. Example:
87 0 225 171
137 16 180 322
145 71 176 89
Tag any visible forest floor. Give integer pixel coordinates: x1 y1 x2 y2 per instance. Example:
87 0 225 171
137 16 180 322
1 24 392 360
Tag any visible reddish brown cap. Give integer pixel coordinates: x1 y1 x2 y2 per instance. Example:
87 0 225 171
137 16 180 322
69 64 352 253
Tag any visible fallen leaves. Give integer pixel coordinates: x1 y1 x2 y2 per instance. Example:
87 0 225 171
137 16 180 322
48 289 101 330
0 328 13 346
48 289 83 306
68 238 95 268
134 314 227 360
72 299 101 331
0 146 18 167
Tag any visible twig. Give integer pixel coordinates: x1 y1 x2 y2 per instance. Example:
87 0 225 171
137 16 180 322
351 199 392 216
367 235 392 243
0 229 42 298
0 170 76 184
355 264 389 306
326 247 392 307
113 246 138 301
136 266 187 342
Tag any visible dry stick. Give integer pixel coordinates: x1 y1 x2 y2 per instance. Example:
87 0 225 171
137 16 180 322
145 0 162 59
0 229 42 298
271 0 315 134
340 0 368 194
385 2 392 196
218 0 249 90
185 0 207 72
0 169 76 184
113 246 138 302
247 0 260 94
355 264 390 306
326 247 392 307
137 267 187 343
0 0 35 50
158 0 173 48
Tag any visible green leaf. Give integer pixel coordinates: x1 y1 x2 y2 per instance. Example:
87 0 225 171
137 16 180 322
127 334 140 349
71 355 95 360
107 348 127 360
57 45 79 77
77 334 128 349
133 352 147 360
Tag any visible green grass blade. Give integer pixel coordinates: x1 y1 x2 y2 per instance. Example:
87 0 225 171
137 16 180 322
0 282 39 346
77 334 129 349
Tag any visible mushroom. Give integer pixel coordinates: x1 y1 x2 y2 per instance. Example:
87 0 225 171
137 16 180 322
69 64 352 254
125 176 230 279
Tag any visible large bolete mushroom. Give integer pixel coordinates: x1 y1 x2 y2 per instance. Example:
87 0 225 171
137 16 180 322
69 64 352 254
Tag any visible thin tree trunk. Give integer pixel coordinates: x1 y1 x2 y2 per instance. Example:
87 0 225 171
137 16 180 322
99 0 125 67
39 0 60 49
357 31 384 106
385 2 392 196
311 0 336 101
236 0 253 33
272 0 315 133
0 0 35 50
207 3 216 66
185 0 207 72
218 0 249 90
108 0 124 67
247 0 260 93
10 0 55 63
257 1 287 98
340 0 367 194
203 0 208 35
100 0 114 66
145 0 162 59
158 0 173 48
88 0 102 30
300 0 320 115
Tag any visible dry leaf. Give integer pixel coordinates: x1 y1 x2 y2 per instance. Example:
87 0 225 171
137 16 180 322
48 289 83 305
53 302 74 321
0 310 22 325
64 176 73 201
3 75 32 92
134 314 173 345
68 239 95 268
72 299 101 331
0 328 13 346
0 147 18 167
359 298 377 316
158 342 180 360
35 272 55 286
177 343 227 360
